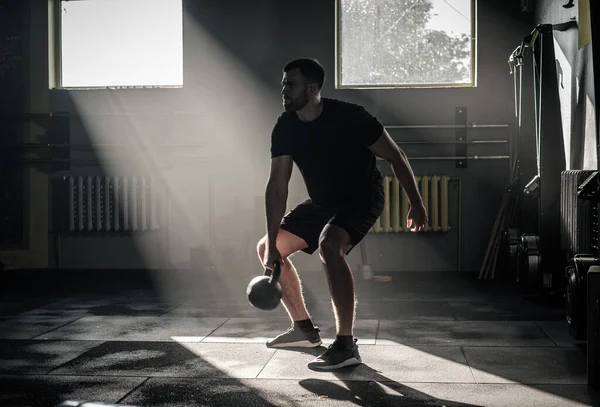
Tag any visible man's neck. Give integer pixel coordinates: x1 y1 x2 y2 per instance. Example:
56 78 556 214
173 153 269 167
296 96 323 122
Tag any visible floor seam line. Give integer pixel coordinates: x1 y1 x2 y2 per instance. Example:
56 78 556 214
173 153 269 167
116 376 151 404
255 349 279 378
199 317 231 342
460 346 479 384
29 315 88 340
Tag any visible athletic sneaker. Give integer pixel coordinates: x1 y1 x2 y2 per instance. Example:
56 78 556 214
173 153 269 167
266 325 322 348
307 338 362 370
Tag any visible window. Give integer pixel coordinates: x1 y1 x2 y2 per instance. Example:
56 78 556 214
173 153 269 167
335 0 476 89
56 0 183 89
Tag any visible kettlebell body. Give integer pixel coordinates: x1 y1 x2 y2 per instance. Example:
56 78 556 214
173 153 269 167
246 261 282 310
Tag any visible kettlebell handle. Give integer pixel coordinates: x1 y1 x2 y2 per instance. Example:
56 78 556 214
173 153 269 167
268 260 281 284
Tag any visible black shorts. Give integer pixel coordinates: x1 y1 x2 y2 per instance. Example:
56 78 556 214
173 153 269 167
280 191 384 255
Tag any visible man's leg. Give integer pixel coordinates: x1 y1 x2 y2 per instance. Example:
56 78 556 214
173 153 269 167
317 225 355 337
308 197 383 370
307 224 361 370
256 199 333 348
257 229 311 322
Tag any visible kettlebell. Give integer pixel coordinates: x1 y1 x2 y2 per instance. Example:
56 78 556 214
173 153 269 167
246 260 282 310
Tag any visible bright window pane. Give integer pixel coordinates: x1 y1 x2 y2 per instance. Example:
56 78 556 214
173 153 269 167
338 0 474 88
60 0 183 88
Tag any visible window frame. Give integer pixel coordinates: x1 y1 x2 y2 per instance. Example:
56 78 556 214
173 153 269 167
334 0 478 89
48 0 183 90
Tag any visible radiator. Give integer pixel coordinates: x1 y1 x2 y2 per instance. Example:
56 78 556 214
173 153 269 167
560 170 596 255
370 175 450 233
67 176 161 233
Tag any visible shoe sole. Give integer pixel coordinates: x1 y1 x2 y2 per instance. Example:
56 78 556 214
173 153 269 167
308 356 362 371
267 339 323 348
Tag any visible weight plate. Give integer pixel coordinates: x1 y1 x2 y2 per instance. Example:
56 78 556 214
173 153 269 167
518 234 541 291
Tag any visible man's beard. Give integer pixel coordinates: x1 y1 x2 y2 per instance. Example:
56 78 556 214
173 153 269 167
283 91 309 112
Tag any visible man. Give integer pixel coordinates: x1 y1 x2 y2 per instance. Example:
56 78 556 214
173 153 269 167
256 58 428 370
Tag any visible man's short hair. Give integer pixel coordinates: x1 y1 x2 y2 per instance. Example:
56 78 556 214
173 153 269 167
283 58 325 89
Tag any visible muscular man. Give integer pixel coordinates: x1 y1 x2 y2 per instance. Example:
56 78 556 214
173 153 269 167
256 58 428 370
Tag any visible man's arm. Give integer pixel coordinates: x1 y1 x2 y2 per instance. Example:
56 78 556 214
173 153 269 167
368 129 424 207
265 155 293 248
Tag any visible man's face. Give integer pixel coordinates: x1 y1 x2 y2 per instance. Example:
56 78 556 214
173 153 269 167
281 68 313 112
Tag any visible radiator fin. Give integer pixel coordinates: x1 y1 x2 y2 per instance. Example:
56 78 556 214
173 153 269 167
560 170 596 254
370 175 450 233
68 176 161 233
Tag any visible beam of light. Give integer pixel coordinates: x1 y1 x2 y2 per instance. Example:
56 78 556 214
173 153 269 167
64 5 289 304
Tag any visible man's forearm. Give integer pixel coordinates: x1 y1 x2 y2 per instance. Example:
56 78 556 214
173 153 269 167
390 151 423 206
265 181 288 248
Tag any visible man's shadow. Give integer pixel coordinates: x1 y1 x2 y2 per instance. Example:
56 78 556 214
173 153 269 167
288 346 482 407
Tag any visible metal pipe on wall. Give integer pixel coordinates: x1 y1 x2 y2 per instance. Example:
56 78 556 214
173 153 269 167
397 140 507 144
376 156 509 161
385 124 509 129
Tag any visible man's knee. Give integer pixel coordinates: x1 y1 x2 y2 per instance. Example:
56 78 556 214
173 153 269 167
257 230 306 261
318 237 346 263
318 225 352 262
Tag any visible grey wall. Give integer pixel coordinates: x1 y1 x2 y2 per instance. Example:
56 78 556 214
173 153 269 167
533 0 597 170
45 0 538 275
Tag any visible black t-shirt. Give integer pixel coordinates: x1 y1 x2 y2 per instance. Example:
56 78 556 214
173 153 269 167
270 97 384 206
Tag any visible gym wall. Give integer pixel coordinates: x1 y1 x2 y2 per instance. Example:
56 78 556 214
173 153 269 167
534 0 597 170
0 0 52 269
2 0 539 274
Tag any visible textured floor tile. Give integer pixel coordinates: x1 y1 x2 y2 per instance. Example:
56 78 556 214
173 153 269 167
464 346 588 384
366 382 600 407
0 374 145 407
256 344 472 383
536 321 586 347
381 293 494 302
50 341 275 378
0 297 60 317
249 378 370 406
21 296 179 317
168 299 334 320
449 301 565 321
0 339 103 374
359 344 475 383
367 380 479 406
376 320 556 346
0 315 83 339
35 295 133 309
355 301 455 320
17 297 124 316
17 308 90 318
121 377 277 407
173 342 278 378
165 299 455 321
164 304 290 319
201 318 379 345
36 316 227 341
257 347 374 381
123 377 370 407
200 317 291 344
